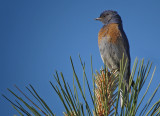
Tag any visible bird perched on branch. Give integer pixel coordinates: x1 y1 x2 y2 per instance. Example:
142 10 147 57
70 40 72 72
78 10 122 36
95 10 134 107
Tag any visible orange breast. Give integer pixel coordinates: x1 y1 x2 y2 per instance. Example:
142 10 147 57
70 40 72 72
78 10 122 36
98 24 121 45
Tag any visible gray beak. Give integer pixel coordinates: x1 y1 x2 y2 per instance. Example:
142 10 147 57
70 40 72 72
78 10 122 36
95 17 102 21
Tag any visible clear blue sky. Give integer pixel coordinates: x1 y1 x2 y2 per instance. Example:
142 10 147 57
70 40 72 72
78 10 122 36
1 0 160 115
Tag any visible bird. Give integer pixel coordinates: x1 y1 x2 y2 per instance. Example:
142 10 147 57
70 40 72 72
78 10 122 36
95 10 134 107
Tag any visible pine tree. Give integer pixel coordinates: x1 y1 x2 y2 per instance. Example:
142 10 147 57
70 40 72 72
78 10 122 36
3 56 160 116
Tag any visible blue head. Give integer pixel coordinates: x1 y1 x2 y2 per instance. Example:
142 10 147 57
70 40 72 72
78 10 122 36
95 10 122 25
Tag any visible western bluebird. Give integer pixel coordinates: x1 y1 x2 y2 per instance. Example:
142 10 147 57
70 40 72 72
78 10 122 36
95 10 134 107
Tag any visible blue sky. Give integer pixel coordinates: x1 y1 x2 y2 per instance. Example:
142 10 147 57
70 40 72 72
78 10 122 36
1 0 160 115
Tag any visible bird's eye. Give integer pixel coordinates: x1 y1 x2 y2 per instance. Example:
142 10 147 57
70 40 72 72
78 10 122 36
102 15 106 17
100 13 109 18
103 14 109 17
